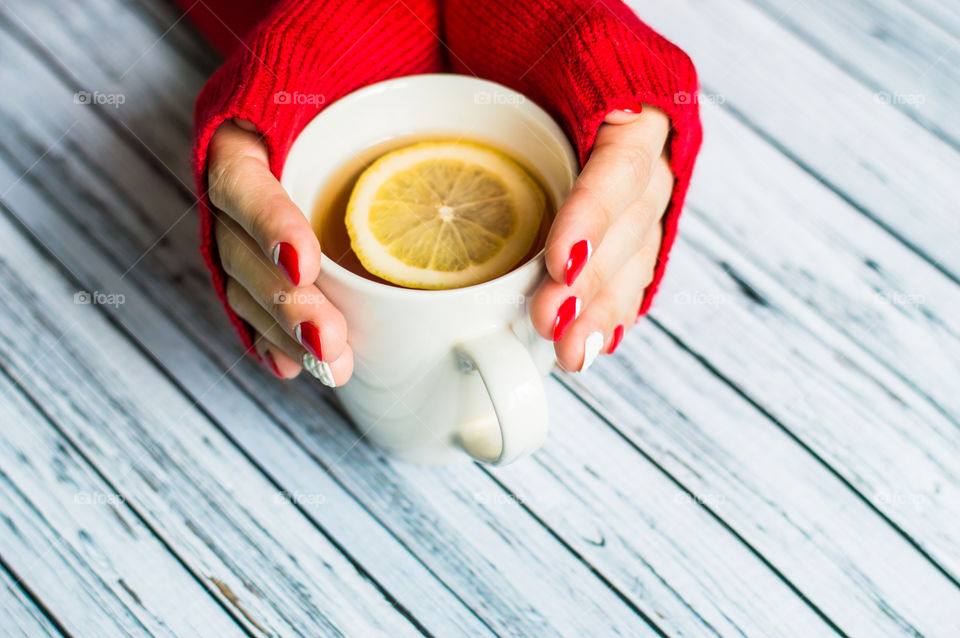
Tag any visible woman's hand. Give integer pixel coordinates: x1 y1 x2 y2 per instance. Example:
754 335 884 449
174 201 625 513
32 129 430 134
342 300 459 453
207 120 354 385
530 107 674 372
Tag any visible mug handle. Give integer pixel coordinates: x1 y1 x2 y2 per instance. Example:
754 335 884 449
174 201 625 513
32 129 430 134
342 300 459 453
454 329 549 465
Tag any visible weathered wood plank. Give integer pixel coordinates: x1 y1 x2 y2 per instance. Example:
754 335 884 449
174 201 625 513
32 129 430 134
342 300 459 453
0 566 62 638
0 222 423 636
563 314 960 637
0 0 201 180
0 371 246 638
686 102 960 443
0 8 841 637
746 0 960 147
236 364 833 636
649 222 960 576
630 0 960 281
890 0 960 42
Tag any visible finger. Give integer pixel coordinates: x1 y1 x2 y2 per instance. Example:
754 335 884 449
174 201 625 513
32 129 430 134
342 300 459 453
544 106 670 287
227 279 355 387
553 225 662 372
226 279 304 378
251 331 303 379
529 152 674 341
216 214 348 363
207 119 321 287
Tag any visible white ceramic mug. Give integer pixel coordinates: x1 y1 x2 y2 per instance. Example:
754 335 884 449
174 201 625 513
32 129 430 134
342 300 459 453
282 74 578 465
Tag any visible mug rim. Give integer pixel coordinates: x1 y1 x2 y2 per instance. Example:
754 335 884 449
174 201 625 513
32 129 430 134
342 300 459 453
283 73 578 299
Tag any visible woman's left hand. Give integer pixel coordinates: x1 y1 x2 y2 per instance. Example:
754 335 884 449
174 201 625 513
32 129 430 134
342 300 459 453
529 106 674 372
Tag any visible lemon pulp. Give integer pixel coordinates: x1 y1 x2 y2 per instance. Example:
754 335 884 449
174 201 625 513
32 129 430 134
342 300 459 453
345 141 546 289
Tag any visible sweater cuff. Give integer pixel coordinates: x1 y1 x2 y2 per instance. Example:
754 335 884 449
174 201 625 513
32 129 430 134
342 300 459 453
192 0 442 353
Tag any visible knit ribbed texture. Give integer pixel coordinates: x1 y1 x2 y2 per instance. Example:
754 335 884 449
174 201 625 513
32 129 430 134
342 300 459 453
188 0 700 351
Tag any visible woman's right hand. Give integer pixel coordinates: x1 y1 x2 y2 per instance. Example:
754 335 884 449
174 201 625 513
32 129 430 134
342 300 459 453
207 119 353 386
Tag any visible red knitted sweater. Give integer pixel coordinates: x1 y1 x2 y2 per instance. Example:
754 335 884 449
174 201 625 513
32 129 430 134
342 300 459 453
179 0 702 352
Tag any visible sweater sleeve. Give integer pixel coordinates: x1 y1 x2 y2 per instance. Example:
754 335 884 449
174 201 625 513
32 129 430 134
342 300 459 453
191 0 443 352
442 0 703 317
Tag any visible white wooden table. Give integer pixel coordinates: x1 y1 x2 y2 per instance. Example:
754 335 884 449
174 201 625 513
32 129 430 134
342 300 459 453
1 0 958 636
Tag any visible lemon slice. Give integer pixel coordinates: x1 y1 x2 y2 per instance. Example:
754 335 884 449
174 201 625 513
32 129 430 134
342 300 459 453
345 141 546 289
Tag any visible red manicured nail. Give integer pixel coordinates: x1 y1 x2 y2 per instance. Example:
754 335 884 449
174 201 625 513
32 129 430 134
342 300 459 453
263 350 283 377
565 239 591 286
553 296 581 342
295 322 323 360
273 242 300 286
609 324 624 354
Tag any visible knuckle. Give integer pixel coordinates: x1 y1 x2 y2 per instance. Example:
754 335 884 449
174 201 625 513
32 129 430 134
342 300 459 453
618 143 655 186
266 289 293 321
215 225 241 277
581 263 606 293
247 189 288 242
577 184 616 228
224 278 247 313
207 155 242 210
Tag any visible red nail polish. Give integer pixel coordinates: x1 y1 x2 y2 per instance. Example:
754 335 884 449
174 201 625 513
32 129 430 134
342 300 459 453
565 239 591 286
609 324 624 354
553 296 580 342
295 322 323 360
263 350 283 377
273 242 300 286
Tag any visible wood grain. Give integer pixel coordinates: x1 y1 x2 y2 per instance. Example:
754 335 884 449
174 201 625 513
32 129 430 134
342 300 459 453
0 566 62 638
0 370 246 637
631 0 960 281
746 0 960 148
0 212 424 636
687 102 960 428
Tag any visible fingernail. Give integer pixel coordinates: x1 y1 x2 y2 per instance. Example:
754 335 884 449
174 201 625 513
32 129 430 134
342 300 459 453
609 324 624 354
581 330 604 372
622 108 636 113
565 239 591 286
273 242 300 286
302 353 336 387
295 322 323 360
263 350 283 378
553 296 580 342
